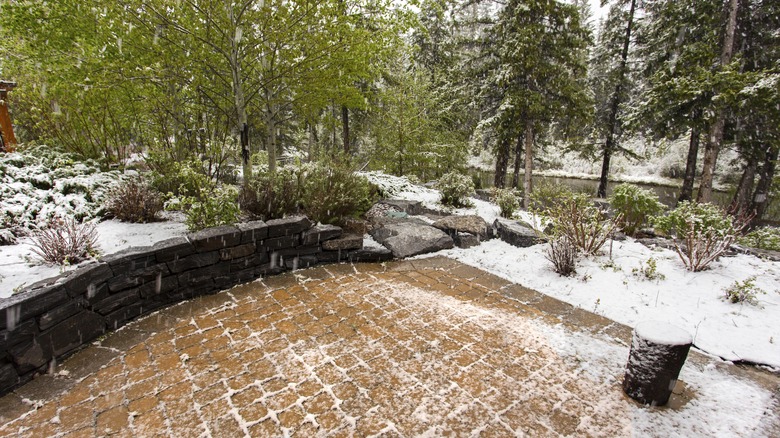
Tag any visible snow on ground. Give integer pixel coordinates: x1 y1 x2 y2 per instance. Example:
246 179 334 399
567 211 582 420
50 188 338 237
0 213 187 297
432 238 780 368
364 172 780 368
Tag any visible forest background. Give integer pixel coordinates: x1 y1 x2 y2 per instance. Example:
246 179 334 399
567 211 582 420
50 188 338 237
1 0 778 225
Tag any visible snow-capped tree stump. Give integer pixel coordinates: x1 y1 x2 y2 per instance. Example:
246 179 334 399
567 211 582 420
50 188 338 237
622 321 692 406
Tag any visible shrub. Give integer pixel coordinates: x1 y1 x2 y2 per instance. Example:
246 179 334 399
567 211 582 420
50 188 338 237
30 217 98 265
529 182 575 216
632 257 666 281
609 183 665 236
492 188 520 218
300 163 376 224
544 192 622 255
546 236 578 276
653 201 745 272
182 185 240 231
738 226 780 251
723 276 765 306
240 168 302 220
437 172 475 207
105 176 163 223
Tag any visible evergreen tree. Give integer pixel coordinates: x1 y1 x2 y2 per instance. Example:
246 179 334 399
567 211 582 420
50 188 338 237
490 0 592 206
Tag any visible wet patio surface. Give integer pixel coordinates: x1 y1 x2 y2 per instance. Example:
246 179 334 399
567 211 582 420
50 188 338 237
0 257 777 437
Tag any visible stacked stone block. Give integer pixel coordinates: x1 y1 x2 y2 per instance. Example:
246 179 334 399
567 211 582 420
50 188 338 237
0 216 391 395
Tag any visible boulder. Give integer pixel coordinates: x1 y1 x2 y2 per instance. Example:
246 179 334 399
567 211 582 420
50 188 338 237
493 218 544 248
454 233 481 249
371 222 454 258
433 215 491 240
380 200 424 215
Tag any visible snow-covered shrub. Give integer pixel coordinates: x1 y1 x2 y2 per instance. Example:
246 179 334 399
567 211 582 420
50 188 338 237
437 172 474 207
546 236 578 276
358 171 418 198
105 177 163 223
30 217 98 265
182 185 240 231
300 163 376 224
0 146 121 237
738 227 780 251
653 201 744 272
632 257 665 281
723 276 765 306
492 188 520 218
544 192 622 255
240 168 301 221
609 183 665 236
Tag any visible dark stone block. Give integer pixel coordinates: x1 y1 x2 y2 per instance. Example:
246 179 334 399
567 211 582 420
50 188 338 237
0 362 19 394
105 303 145 330
0 286 69 330
43 311 106 357
0 319 37 351
177 262 229 287
322 234 363 251
230 253 270 272
8 339 50 374
257 263 287 277
109 254 158 277
220 243 256 261
92 289 141 315
262 235 300 251
238 221 269 244
84 282 110 305
348 247 394 263
266 216 313 238
317 251 348 263
100 246 153 265
276 245 322 257
170 283 215 301
284 255 318 270
232 267 263 284
188 226 242 252
154 237 196 263
215 275 240 289
64 263 113 298
138 275 179 298
167 251 220 274
38 298 88 331
107 263 171 293
301 224 342 246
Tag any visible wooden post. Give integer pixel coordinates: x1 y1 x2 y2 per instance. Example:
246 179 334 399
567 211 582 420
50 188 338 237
623 321 692 406
0 81 18 153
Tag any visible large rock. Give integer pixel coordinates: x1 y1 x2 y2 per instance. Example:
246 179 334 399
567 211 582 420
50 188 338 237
493 218 544 247
371 222 454 258
433 215 491 240
380 200 423 215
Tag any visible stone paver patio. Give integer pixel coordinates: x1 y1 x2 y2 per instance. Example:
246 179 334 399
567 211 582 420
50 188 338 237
0 257 777 437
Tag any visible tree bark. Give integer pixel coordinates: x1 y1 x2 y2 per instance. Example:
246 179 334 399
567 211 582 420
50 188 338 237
494 138 510 188
523 120 534 209
697 0 739 203
678 126 701 203
597 0 636 199
729 156 757 217
750 145 779 227
342 105 350 155
511 134 523 189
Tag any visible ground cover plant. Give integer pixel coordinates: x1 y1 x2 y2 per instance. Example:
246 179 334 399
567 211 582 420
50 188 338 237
438 171 475 208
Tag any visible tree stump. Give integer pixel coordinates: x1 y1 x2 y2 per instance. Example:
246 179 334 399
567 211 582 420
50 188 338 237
623 321 692 406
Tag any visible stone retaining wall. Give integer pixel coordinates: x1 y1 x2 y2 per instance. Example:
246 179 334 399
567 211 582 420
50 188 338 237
0 216 391 395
